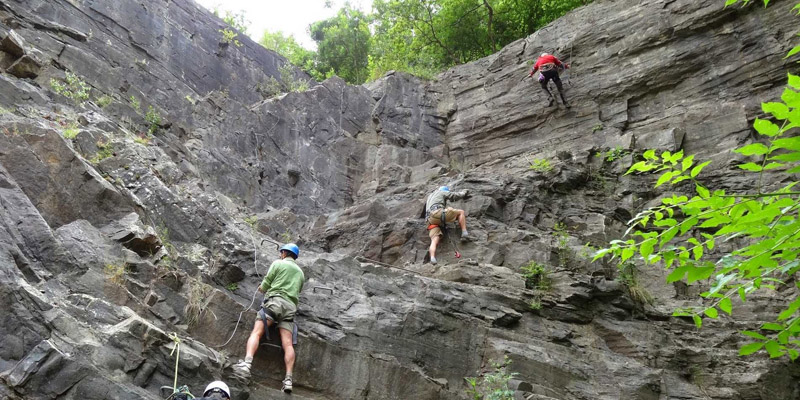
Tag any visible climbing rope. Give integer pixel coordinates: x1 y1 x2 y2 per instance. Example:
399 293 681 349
165 333 195 399
169 332 182 392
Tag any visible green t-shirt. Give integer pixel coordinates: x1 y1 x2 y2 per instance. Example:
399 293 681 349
260 258 305 305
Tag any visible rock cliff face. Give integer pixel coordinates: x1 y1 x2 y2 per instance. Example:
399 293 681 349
1 0 800 399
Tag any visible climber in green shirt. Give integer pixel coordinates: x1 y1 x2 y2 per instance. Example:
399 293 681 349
234 243 304 394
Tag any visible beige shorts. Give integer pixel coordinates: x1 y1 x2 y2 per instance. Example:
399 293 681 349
257 296 297 332
427 208 459 238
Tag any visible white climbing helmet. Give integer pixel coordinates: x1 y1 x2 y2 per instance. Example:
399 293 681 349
541 53 550 57
203 381 231 399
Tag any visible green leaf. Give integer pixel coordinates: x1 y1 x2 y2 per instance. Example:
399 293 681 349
790 349 799 361
724 0 738 6
763 102 790 119
681 155 695 171
696 183 710 199
690 161 711 178
659 226 679 247
753 118 780 137
742 331 767 340
653 218 677 227
738 286 747 302
669 150 684 164
688 265 715 283
627 161 656 174
788 45 800 59
640 239 655 260
704 307 718 319
790 73 800 89
770 152 800 162
738 162 763 172
735 142 770 156
782 88 800 109
762 162 785 170
765 340 784 358
692 243 703 260
692 314 702 328
655 171 679 187
719 298 732 315
643 149 657 160
621 247 634 262
771 137 800 151
666 266 687 283
778 330 790 344
738 342 764 356
679 217 699 235
761 322 784 331
592 248 611 261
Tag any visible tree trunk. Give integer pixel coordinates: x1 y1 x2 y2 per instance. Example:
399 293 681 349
483 0 496 53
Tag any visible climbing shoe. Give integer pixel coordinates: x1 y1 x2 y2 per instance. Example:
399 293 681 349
282 377 293 393
233 360 251 378
430 257 437 265
460 231 473 242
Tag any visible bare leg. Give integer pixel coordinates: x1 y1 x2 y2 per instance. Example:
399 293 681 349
456 209 467 232
429 235 441 260
279 327 295 375
245 319 268 359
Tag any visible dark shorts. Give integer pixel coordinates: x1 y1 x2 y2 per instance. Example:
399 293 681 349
540 69 561 86
257 296 296 332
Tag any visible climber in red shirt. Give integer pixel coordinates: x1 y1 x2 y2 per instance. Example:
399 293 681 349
529 53 570 108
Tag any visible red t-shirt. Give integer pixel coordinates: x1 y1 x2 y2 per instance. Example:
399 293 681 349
530 55 566 76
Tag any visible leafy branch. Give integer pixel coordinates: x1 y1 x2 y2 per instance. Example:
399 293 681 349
597 73 800 360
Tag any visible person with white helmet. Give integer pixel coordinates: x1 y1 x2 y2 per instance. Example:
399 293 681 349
195 381 231 399
425 186 470 265
528 52 570 108
234 243 305 394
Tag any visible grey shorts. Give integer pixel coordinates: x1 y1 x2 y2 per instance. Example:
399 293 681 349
257 296 297 332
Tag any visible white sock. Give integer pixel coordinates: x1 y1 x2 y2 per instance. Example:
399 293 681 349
244 356 253 364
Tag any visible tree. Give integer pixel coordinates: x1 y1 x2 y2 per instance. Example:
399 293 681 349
368 0 589 79
309 4 371 84
213 8 249 35
259 31 325 81
598 0 800 361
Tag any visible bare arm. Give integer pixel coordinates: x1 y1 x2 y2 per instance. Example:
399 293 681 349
444 190 469 201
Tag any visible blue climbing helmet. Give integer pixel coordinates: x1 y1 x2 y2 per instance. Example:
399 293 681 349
439 186 450 192
280 243 300 259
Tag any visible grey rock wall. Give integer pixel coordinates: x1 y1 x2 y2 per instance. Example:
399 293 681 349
1 0 799 399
